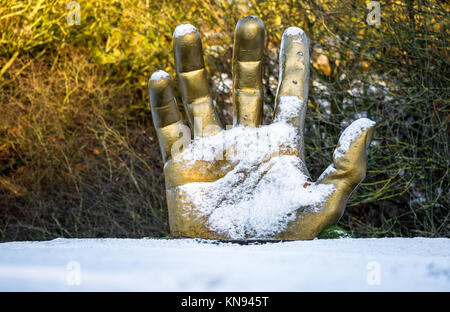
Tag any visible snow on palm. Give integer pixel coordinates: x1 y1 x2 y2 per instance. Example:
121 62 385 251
174 95 375 239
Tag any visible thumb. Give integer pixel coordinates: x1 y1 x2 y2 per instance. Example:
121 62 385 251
276 118 375 240
318 118 376 197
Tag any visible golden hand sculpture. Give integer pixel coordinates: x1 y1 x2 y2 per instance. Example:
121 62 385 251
149 16 375 240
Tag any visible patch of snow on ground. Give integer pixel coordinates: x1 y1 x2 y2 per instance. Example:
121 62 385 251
0 238 448 291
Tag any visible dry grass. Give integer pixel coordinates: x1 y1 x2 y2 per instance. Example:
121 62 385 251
0 49 167 240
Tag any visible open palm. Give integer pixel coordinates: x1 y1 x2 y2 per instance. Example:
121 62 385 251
149 16 375 240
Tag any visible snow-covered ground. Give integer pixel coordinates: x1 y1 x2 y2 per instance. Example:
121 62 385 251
0 237 448 291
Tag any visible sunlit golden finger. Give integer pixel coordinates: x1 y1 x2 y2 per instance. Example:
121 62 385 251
273 27 310 158
173 24 222 136
232 16 265 127
149 70 190 162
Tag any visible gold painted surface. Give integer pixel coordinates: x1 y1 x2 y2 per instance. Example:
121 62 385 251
232 16 265 127
174 28 222 136
274 28 310 159
149 16 376 240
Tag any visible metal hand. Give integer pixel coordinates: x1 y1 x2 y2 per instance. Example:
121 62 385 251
149 16 375 240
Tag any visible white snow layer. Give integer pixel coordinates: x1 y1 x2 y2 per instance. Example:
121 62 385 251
171 95 375 239
283 26 305 37
173 23 198 38
273 96 305 122
150 70 170 81
179 155 334 239
0 238 448 291
333 118 376 160
174 96 335 239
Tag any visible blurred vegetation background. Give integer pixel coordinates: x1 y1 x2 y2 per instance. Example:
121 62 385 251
0 0 448 241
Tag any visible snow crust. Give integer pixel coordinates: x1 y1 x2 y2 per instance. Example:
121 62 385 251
170 93 374 239
333 118 376 160
173 23 198 38
164 21 373 239
174 95 333 239
0 237 448 291
179 155 334 239
317 164 338 182
283 26 305 37
274 96 305 122
149 70 170 81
